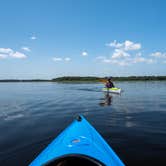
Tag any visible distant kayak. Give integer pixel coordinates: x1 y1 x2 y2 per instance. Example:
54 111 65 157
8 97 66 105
29 116 125 166
102 87 121 94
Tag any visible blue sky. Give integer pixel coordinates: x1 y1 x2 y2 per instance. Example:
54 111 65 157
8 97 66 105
0 0 166 79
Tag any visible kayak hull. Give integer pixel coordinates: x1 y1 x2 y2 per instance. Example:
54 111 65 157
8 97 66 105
102 88 121 94
29 116 125 166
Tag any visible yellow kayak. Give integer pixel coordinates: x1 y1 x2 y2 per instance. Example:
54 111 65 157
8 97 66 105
102 87 121 94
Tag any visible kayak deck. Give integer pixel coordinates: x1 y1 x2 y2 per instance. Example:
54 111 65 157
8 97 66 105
29 116 125 166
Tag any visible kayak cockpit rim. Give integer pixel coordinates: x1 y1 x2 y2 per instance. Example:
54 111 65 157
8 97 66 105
44 154 106 166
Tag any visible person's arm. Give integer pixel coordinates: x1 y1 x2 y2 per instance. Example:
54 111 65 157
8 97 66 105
105 82 108 88
105 81 109 88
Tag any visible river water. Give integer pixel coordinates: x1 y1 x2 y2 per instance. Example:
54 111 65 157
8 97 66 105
0 81 166 165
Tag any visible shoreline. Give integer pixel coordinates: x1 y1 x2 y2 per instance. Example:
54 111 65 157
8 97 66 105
0 76 166 82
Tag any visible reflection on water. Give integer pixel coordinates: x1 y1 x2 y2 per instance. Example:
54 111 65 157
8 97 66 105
99 92 113 106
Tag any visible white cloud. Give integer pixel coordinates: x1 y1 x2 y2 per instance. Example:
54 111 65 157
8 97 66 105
151 52 166 58
106 40 141 60
0 48 27 59
0 48 13 55
124 40 141 51
132 57 155 64
81 51 88 56
53 57 63 61
21 47 31 52
53 57 71 62
106 40 123 48
105 58 130 66
102 58 112 63
106 40 141 51
30 36 37 40
96 54 155 66
0 54 8 59
112 49 130 59
128 57 154 64
64 57 71 61
96 56 130 66
97 40 164 66
11 52 27 59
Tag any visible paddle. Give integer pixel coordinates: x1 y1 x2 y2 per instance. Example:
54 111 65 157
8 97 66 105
99 79 110 92
99 79 107 84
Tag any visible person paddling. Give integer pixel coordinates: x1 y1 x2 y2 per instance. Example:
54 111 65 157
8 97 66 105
105 77 115 88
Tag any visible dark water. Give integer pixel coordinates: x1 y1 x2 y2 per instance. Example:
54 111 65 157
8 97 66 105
0 81 166 166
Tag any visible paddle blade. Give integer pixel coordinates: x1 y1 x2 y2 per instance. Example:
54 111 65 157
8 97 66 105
99 79 107 83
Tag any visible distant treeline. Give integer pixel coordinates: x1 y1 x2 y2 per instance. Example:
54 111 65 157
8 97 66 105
52 76 100 82
111 76 166 81
0 79 50 82
52 76 166 82
0 76 166 82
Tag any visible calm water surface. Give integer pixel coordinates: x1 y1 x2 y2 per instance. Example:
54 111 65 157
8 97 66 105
0 81 166 166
